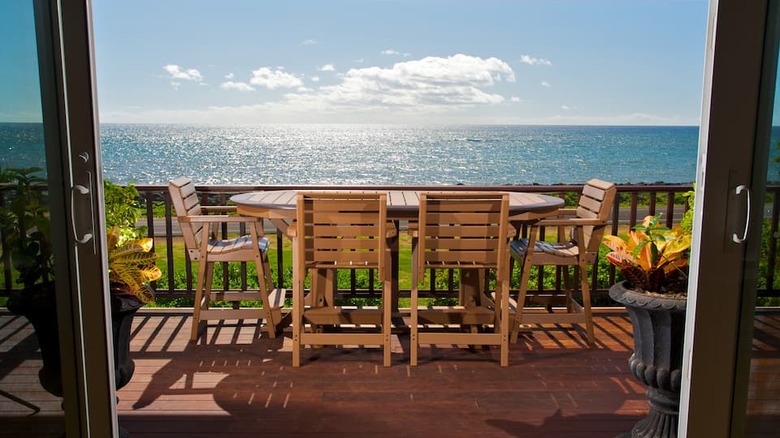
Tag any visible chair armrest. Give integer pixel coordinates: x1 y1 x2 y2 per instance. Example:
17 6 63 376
538 208 577 220
533 217 606 227
284 222 297 238
180 215 261 224
201 205 237 214
555 208 578 217
386 221 398 239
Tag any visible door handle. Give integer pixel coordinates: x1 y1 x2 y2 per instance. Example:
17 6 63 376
71 170 96 251
732 184 751 243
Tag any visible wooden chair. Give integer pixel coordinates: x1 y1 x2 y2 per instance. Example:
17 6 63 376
168 177 288 341
410 192 511 367
509 179 617 345
292 192 395 367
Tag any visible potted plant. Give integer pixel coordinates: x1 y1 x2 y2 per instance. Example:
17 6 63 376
1 166 61 394
90 179 161 389
1 169 160 394
106 223 161 387
602 211 692 438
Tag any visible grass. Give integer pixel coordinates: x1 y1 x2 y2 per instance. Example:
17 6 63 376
149 232 417 308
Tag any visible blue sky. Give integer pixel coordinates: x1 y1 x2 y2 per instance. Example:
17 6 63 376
3 0 710 125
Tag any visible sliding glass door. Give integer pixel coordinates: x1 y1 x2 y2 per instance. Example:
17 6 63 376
681 0 780 436
2 0 115 435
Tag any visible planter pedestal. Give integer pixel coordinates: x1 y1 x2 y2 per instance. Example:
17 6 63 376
111 294 142 389
7 286 143 396
609 281 687 438
7 284 63 396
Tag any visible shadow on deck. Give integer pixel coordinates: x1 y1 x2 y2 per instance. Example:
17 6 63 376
2 308 778 438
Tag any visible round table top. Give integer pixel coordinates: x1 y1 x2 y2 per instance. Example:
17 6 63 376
231 189 564 221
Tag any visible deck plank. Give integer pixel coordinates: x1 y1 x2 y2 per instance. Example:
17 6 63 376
1 308 778 438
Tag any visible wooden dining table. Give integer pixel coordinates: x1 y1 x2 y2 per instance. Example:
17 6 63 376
231 189 564 224
230 189 565 313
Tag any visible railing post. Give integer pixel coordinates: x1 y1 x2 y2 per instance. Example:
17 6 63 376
163 191 175 294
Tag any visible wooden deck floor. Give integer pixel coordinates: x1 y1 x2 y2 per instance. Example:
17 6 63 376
2 308 778 438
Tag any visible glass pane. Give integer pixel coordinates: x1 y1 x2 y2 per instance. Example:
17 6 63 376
746 30 780 438
0 0 63 435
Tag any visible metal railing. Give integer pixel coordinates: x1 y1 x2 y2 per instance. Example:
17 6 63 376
131 183 749 302
3 183 780 301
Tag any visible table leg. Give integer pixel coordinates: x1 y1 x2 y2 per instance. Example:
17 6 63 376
459 269 484 308
309 269 334 307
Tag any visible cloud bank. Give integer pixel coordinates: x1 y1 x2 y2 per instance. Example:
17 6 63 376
188 54 517 121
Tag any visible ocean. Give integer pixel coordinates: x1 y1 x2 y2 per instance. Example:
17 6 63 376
0 123 713 186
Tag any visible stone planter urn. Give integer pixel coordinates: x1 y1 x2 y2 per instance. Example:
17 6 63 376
110 293 144 389
609 281 687 438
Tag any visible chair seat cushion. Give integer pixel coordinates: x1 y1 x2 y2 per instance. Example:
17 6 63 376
207 235 270 254
510 238 579 258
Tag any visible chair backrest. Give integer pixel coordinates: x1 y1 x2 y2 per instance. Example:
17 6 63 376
296 192 388 277
168 177 205 261
577 179 617 253
417 192 510 280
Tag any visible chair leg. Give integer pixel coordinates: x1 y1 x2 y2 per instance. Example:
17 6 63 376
562 266 574 313
262 255 286 330
499 280 510 367
292 238 303 367
511 245 535 344
579 260 595 345
250 226 280 339
383 279 392 367
255 252 278 339
191 260 210 341
410 238 420 366
410 285 419 366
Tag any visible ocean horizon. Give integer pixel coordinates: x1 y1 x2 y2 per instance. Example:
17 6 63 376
1 122 758 186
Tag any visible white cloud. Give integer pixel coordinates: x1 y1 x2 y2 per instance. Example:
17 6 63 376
220 81 255 92
541 81 552 88
561 105 570 110
310 76 321 82
163 64 203 82
302 39 318 45
510 96 522 102
520 55 552 66
116 55 520 123
381 49 411 57
299 54 515 108
249 67 305 89
225 73 235 80
319 64 335 72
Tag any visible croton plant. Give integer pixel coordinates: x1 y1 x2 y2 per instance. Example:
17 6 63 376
602 214 692 294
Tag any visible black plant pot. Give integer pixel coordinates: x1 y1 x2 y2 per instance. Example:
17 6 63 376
609 281 687 438
7 285 143 396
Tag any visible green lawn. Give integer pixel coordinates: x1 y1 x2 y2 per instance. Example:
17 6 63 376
150 233 417 307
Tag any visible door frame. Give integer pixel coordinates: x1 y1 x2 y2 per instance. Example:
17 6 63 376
680 0 777 436
35 0 116 435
